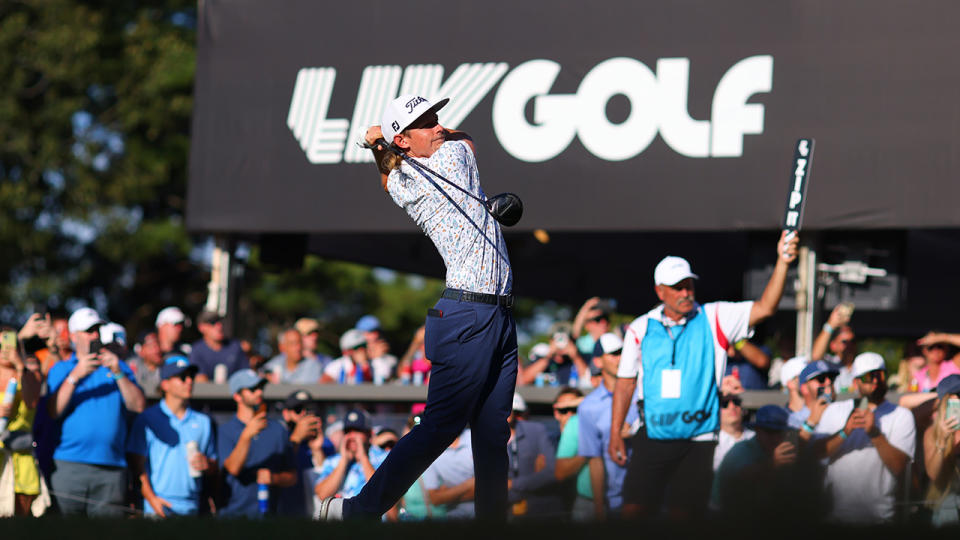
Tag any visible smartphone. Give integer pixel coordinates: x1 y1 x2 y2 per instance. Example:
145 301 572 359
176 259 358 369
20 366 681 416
837 302 855 322
0 331 15 353
88 338 103 355
784 429 799 447
816 386 833 404
946 398 960 424
858 397 869 410
553 332 569 349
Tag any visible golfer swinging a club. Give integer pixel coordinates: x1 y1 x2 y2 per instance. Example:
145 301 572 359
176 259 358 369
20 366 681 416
316 94 517 521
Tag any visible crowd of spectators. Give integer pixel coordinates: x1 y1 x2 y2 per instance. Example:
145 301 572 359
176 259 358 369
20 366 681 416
0 295 957 524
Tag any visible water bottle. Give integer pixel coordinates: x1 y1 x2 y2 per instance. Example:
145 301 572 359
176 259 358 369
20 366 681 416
257 482 269 514
412 370 424 386
213 363 228 384
338 366 347 385
185 441 201 478
568 368 579 388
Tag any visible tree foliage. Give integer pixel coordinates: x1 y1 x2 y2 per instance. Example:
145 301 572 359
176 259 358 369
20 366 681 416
0 0 205 334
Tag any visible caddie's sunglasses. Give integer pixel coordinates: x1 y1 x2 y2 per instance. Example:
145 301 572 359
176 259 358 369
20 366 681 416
553 406 577 414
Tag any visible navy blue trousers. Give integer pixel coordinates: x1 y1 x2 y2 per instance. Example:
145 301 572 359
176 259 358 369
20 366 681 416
343 297 518 520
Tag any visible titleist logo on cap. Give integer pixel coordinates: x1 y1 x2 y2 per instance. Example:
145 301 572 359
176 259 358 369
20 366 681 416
405 96 427 113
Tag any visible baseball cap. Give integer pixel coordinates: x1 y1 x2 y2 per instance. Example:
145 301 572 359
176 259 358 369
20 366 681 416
799 360 840 383
343 408 371 432
160 355 198 380
597 333 624 355
654 256 699 287
780 356 809 387
852 352 886 378
197 310 223 325
155 306 186 327
282 389 313 411
381 94 449 143
748 405 792 431
100 322 127 346
937 375 960 400
554 394 584 410
528 343 551 362
340 329 366 351
68 308 106 334
355 315 381 333
294 317 320 335
228 369 267 395
512 393 527 413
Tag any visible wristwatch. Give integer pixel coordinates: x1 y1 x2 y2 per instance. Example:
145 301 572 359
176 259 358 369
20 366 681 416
66 375 78 386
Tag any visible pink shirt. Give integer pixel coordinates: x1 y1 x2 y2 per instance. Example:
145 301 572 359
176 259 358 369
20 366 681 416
912 361 960 392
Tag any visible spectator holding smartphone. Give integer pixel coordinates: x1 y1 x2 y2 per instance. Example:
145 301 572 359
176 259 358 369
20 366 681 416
218 369 296 517
812 304 858 393
812 353 915 523
0 326 45 516
47 308 145 516
923 375 960 526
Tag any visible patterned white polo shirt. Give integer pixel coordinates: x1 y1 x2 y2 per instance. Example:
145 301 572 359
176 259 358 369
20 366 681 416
386 140 512 295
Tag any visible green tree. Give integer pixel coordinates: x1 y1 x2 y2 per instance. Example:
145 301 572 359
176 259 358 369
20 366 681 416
0 1 206 337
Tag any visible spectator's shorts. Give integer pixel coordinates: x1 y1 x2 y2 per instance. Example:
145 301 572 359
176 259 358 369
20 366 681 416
622 427 716 513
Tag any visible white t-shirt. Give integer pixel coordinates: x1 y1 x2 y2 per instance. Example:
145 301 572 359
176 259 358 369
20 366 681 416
323 356 360 384
814 399 916 523
713 428 756 471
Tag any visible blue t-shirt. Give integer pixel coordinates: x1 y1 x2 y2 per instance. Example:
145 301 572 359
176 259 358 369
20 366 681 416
217 417 295 517
126 401 217 515
276 437 316 517
189 340 248 379
47 355 139 467
315 444 388 498
577 384 638 510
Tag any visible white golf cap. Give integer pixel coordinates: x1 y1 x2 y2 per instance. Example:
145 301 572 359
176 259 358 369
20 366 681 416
155 306 186 327
529 343 551 361
654 256 699 286
100 322 127 346
852 352 886 378
512 392 527 413
598 333 624 355
68 307 106 334
780 356 808 387
339 329 366 352
381 94 449 143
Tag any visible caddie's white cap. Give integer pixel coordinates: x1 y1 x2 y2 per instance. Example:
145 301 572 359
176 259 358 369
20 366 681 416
155 306 186 327
68 307 106 334
654 256 699 286
598 333 624 355
381 94 449 143
512 392 527 413
780 356 808 387
852 352 886 378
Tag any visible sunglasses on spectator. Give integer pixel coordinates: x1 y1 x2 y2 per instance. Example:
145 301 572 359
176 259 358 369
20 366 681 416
857 371 883 383
720 396 742 408
175 372 195 382
811 374 834 384
380 439 398 451
923 344 945 351
553 406 577 414
589 316 607 323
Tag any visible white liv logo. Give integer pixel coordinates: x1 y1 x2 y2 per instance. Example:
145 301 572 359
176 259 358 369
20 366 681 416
287 55 773 164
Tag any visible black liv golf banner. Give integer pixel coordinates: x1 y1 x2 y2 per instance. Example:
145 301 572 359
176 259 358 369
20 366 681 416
187 0 960 235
